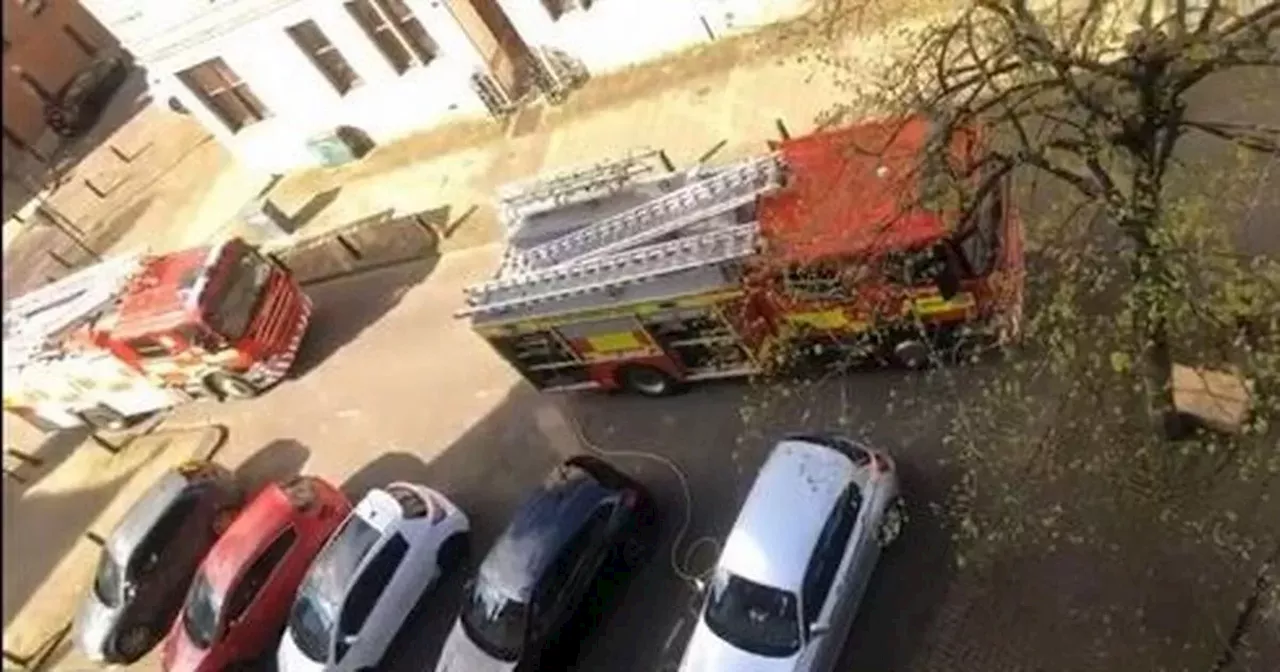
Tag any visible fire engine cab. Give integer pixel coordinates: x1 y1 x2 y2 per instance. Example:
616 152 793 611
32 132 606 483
458 115 1026 396
3 237 312 431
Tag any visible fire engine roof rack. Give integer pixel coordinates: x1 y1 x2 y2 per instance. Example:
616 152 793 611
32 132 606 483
457 222 758 318
497 148 669 233
3 253 144 369
504 154 785 274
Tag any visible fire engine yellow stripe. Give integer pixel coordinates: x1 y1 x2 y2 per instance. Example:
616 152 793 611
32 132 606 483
785 310 853 330
587 332 644 353
911 292 976 316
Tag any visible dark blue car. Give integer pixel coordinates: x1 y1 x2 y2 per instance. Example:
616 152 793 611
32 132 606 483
434 455 658 672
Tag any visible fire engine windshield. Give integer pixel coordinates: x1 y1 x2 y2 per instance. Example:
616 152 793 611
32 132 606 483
955 180 1005 277
206 249 272 341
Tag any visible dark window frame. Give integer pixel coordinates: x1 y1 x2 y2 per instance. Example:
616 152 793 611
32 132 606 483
344 0 437 75
62 24 99 57
286 20 362 95
176 58 270 132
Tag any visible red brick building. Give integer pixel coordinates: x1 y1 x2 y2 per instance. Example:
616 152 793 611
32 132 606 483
2 0 118 164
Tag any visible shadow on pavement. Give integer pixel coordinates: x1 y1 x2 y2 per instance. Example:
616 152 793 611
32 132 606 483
232 439 311 494
289 186 342 230
289 258 439 379
2 427 92 491
2 465 142 632
340 451 433 501
841 457 959 672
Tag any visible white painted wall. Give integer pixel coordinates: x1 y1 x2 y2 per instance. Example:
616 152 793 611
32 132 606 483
85 0 492 172
80 0 818 172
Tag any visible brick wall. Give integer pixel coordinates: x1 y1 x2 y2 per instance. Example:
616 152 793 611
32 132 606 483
1 0 119 154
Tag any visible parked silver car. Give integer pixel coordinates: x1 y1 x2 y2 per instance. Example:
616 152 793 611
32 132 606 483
73 461 242 664
676 434 905 671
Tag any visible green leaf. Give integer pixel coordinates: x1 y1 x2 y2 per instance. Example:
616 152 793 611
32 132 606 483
1110 351 1132 373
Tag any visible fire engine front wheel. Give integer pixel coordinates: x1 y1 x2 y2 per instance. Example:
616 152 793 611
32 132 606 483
618 365 681 397
206 373 260 401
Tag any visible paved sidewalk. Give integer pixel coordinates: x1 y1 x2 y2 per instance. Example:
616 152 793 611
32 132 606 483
2 424 226 671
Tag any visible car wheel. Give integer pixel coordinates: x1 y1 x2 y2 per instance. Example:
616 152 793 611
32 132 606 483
617 365 681 397
438 532 470 573
206 373 260 400
114 624 153 662
877 496 907 547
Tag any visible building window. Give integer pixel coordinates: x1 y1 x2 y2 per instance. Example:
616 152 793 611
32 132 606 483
20 0 47 16
176 58 269 132
345 0 438 75
15 69 52 104
541 0 593 21
286 20 362 94
62 24 99 57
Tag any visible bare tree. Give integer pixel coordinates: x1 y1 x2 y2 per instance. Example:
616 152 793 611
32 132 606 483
878 0 1279 438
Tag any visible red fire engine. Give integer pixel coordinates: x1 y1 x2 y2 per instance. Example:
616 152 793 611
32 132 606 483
458 115 1026 396
3 237 312 431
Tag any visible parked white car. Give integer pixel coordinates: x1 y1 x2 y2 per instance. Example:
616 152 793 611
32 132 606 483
676 434 905 672
277 482 470 672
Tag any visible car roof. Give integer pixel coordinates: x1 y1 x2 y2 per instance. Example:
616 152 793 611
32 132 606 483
202 483 296 591
718 440 855 591
107 469 192 564
477 465 614 603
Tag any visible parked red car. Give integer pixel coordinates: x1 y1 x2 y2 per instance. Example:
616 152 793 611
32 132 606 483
161 476 351 671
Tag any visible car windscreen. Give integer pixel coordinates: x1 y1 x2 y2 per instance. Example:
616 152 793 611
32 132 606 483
92 550 123 607
181 571 223 649
205 248 272 341
703 570 801 658
288 515 382 662
459 576 528 663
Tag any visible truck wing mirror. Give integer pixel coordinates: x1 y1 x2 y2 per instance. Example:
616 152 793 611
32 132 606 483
937 266 961 301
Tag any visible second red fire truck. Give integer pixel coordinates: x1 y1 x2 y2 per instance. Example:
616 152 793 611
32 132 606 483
3 237 312 431
458 114 1026 395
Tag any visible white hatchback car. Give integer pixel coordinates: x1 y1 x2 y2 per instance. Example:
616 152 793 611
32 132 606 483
677 435 904 672
277 482 470 672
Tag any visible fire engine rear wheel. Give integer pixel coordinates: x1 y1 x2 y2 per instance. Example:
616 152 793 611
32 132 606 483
891 339 932 370
206 373 260 401
618 365 680 397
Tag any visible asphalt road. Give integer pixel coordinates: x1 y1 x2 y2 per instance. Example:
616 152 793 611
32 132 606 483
152 246 971 672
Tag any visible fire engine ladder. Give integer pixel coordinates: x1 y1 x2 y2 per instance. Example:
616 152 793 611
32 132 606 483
510 154 784 272
459 223 758 317
497 148 668 225
2 254 142 365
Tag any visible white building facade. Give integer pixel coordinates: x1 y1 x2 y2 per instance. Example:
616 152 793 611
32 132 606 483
82 0 813 172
